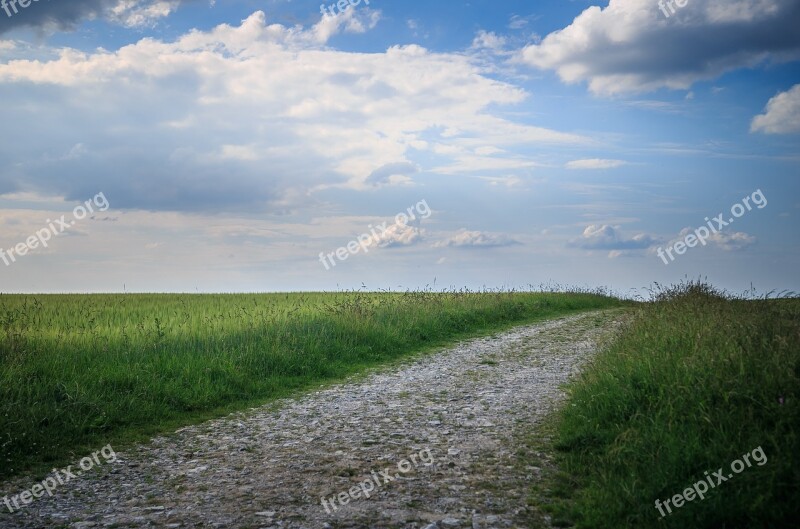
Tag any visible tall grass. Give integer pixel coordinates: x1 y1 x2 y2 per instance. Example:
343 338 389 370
0 289 621 479
549 281 799 528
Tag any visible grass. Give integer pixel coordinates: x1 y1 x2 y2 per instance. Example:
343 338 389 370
536 281 799 528
0 288 622 479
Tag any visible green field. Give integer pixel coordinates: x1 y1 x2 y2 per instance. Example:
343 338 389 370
5 283 796 526
536 282 800 528
0 289 621 478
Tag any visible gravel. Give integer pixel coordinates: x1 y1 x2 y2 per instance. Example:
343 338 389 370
0 310 624 529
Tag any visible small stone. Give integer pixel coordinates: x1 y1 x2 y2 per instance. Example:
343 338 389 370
255 511 276 517
441 519 461 528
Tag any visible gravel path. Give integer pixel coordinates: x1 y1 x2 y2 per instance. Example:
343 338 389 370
1 310 624 529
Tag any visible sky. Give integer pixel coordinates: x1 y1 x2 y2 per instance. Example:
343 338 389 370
0 0 798 295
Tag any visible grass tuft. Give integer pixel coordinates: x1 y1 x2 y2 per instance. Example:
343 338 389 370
544 281 799 528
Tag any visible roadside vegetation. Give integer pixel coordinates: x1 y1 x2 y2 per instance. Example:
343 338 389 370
536 281 799 528
0 289 622 478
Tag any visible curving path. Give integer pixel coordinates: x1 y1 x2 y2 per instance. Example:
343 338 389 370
0 310 625 529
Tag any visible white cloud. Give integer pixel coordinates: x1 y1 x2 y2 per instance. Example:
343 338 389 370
709 231 757 250
0 11 584 213
471 30 507 52
109 0 181 28
509 15 532 30
518 0 800 95
751 84 800 134
571 224 659 251
565 158 627 170
435 229 520 248
662 227 757 252
367 222 424 248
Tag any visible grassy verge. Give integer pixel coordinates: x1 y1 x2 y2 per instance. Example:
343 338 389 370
534 282 799 528
0 290 622 479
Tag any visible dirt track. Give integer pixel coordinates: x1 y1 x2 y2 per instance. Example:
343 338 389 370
0 310 624 529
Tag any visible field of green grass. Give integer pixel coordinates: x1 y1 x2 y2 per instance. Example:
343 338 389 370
538 282 799 528
0 289 621 479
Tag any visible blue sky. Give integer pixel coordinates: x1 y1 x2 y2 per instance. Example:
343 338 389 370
0 0 798 295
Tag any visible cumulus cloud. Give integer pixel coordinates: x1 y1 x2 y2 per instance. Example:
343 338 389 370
0 11 583 214
518 0 800 95
471 30 507 52
751 84 800 134
708 231 757 250
109 0 182 28
565 158 627 170
571 224 659 252
665 227 757 251
435 229 520 248
366 222 424 248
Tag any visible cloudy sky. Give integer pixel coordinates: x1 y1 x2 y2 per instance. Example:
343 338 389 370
0 0 798 294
